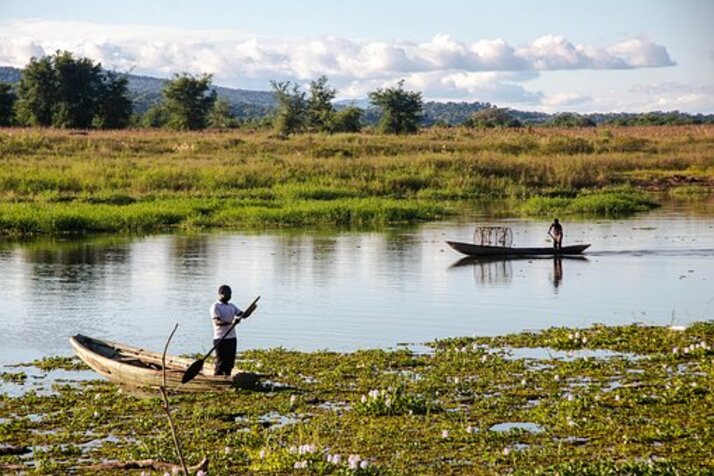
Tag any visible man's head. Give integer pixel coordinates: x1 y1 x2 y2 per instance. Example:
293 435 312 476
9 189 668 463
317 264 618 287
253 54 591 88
554 218 560 224
218 284 232 303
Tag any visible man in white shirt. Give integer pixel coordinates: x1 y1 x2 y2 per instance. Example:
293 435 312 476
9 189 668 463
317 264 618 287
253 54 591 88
210 284 244 375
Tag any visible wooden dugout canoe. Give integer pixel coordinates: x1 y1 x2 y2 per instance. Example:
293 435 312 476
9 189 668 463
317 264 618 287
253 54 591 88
70 334 264 393
446 241 591 257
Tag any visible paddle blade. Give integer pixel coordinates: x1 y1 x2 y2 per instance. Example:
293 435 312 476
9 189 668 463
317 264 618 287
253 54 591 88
182 359 205 384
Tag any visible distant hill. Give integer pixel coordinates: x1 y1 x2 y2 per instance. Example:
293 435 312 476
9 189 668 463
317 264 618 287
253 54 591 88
0 66 21 84
0 66 276 120
113 72 277 119
2 66 712 125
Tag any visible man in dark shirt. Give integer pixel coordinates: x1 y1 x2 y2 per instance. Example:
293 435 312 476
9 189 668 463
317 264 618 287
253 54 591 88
548 218 563 251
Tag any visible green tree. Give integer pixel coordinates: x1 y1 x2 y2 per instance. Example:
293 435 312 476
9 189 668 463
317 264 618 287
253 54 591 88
306 75 336 132
141 104 169 128
163 73 216 130
0 82 16 126
331 106 363 133
207 98 237 129
93 71 132 129
271 80 306 137
16 51 132 129
16 55 56 126
368 80 423 134
51 51 102 128
466 107 522 128
550 113 596 128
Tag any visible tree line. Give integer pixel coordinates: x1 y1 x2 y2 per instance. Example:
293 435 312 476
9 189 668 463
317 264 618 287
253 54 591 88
0 51 425 135
0 51 711 132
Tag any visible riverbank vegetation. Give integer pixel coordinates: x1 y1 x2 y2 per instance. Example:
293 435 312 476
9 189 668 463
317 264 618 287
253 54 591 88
0 322 711 474
0 125 713 235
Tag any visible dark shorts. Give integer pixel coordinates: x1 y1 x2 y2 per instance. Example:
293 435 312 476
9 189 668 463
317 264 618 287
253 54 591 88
213 337 237 376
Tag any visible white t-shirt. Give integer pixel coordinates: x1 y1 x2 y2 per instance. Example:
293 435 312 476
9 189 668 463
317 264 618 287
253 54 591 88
210 301 243 339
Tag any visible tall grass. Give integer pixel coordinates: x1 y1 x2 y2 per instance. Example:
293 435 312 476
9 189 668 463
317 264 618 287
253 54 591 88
521 187 658 217
0 126 712 235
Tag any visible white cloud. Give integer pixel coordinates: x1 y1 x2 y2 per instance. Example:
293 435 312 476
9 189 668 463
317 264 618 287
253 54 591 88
629 82 714 113
0 19 676 77
608 37 675 68
0 37 45 67
0 19 692 111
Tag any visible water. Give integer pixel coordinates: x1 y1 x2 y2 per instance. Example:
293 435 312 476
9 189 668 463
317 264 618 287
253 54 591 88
1 201 713 366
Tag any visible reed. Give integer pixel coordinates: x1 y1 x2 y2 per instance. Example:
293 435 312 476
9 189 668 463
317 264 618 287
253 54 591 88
0 126 712 235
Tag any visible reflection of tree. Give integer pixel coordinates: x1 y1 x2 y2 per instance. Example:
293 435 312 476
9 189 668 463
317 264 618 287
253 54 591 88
21 236 131 265
272 233 340 285
3 236 135 357
169 235 210 277
22 236 131 285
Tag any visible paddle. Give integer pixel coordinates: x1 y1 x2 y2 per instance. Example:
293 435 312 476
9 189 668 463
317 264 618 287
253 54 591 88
181 296 261 384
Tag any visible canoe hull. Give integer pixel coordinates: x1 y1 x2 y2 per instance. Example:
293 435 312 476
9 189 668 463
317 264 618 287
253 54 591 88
446 241 591 257
70 334 263 393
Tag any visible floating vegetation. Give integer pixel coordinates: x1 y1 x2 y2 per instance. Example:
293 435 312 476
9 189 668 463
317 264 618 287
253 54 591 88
24 356 89 372
0 371 26 384
0 322 712 474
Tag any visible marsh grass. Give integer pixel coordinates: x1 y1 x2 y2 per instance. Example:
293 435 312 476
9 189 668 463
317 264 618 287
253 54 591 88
0 322 711 474
0 126 712 235
521 187 658 216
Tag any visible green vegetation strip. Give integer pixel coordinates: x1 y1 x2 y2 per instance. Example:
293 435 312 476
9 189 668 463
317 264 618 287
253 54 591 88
1 322 711 474
1 126 713 235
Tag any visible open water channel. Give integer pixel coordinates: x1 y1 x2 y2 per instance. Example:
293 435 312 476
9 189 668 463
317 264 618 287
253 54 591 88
1 200 713 367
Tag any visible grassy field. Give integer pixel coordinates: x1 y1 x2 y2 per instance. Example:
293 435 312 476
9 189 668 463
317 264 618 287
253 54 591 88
0 322 711 474
0 126 713 235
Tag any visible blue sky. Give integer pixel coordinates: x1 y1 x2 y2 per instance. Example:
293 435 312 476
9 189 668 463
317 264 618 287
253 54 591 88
1 0 713 112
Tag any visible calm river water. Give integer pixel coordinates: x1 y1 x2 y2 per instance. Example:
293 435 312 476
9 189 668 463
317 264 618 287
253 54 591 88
1 200 713 366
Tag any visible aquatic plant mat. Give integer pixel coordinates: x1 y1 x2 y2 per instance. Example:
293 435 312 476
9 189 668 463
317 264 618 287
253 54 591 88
1 322 712 474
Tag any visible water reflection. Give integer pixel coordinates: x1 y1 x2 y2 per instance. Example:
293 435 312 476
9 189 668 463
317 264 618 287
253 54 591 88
1 202 713 365
449 255 588 291
450 257 514 286
553 257 563 290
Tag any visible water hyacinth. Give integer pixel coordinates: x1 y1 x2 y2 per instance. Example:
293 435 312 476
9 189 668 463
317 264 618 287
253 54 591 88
298 443 317 455
355 385 435 416
6 320 714 475
348 454 362 470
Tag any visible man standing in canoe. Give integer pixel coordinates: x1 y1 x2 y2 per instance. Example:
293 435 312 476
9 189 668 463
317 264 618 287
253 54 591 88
210 284 244 376
548 218 563 251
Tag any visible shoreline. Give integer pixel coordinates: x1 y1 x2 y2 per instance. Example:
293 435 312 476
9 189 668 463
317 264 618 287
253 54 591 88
2 126 713 236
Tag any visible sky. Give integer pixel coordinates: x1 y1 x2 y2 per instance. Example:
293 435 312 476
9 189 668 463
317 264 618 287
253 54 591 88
1 0 713 113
